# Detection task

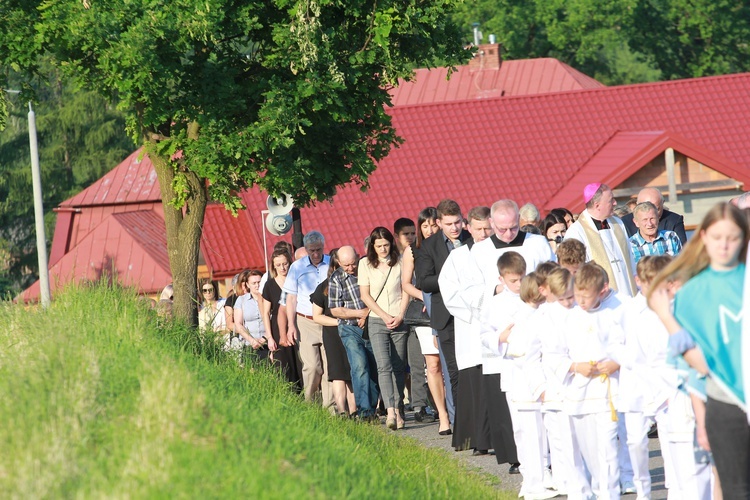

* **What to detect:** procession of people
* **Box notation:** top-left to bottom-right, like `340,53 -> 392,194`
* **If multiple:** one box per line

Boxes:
199,186 -> 750,499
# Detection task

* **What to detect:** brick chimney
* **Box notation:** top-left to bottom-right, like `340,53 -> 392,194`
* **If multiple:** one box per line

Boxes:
468,43 -> 502,70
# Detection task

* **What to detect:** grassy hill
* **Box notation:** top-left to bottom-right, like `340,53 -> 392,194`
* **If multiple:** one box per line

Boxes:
0,284 -> 510,498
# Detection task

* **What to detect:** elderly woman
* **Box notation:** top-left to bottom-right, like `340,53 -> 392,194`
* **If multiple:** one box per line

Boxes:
234,270 -> 276,361
359,226 -> 409,430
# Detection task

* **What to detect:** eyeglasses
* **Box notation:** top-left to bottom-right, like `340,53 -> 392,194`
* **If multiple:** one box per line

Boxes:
496,225 -> 519,233
202,288 -> 214,293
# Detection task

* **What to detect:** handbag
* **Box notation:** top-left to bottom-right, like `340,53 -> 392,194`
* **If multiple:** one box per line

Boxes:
403,298 -> 430,327
362,266 -> 392,340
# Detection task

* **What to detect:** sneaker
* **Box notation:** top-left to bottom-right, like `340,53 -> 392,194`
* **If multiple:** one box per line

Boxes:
621,480 -> 637,494
524,489 -> 558,500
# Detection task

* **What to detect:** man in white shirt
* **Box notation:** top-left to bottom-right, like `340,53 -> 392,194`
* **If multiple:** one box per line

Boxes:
284,231 -> 332,408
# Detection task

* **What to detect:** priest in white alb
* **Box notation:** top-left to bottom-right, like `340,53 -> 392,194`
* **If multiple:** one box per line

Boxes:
565,183 -> 637,297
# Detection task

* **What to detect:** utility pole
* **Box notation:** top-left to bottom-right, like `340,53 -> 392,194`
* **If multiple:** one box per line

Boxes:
4,90 -> 50,308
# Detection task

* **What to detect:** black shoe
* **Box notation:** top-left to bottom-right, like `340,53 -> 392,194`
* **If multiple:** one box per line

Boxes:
508,463 -> 521,474
414,407 -> 436,423
438,428 -> 452,436
647,423 -> 659,439
472,449 -> 489,456
414,407 -> 425,422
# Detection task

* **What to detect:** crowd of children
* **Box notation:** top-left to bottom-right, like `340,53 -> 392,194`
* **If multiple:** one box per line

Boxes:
479,222 -> 741,500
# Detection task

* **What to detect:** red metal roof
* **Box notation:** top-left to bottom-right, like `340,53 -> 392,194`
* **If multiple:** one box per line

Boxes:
20,210 -> 171,301
238,72 -> 750,260
545,130 -> 748,211
389,58 -> 605,106
200,202 -> 267,279
28,69 -> 750,291
61,148 -> 160,207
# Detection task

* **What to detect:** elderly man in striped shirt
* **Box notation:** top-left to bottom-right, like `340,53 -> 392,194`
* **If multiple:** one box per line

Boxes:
628,201 -> 682,263
329,245 -> 379,421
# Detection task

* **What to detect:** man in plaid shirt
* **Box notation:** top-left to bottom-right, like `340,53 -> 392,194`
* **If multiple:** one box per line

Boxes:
328,245 -> 379,420
628,201 -> 682,263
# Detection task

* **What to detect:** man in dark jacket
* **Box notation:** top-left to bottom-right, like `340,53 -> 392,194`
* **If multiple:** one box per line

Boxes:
414,199 -> 471,412
621,187 -> 687,244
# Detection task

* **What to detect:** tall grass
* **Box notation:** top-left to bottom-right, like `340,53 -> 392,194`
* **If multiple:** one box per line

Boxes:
0,284 -> 511,498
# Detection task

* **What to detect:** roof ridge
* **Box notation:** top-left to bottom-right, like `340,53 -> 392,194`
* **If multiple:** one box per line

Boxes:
389,71 -> 750,112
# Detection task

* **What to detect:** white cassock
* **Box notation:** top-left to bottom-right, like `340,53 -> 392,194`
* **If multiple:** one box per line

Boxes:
549,292 -> 626,500
438,244 -> 485,370
471,233 -> 555,307
565,210 -> 637,297
619,293 -> 680,499
479,289 -> 522,380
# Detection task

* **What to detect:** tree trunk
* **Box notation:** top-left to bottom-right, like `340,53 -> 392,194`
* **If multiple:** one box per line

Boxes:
145,138 -> 207,327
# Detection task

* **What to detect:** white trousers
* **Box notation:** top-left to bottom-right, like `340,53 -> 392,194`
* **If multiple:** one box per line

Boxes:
662,392 -> 712,500
624,411 -> 655,498
570,412 -> 620,500
508,401 -> 547,496
617,415 -> 634,485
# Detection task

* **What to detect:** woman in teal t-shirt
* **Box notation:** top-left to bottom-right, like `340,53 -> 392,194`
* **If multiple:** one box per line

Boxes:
650,202 -> 749,498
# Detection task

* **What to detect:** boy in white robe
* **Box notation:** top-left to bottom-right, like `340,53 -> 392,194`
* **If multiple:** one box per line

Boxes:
481,253 -> 555,500
505,273 -> 557,500
550,263 -> 625,500
619,255 -> 679,499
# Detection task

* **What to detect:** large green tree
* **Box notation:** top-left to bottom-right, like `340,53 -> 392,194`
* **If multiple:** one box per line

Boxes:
627,0 -> 750,79
451,0 -> 750,84
0,0 -> 467,322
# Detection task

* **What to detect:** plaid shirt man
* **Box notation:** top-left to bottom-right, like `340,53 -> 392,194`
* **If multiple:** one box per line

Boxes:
328,266 -> 366,326
629,229 -> 682,263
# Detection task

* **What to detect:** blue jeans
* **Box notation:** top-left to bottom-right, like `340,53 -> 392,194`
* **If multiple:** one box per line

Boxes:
338,323 -> 379,417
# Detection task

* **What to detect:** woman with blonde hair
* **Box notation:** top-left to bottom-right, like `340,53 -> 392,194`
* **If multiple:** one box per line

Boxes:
262,248 -> 302,391
649,202 -> 749,498
234,270 -> 277,361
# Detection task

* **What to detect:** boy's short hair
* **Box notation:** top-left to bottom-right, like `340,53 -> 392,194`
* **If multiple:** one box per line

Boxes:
436,199 -> 462,219
547,267 -> 574,297
636,254 -> 673,283
393,217 -> 415,235
574,263 -> 607,293
556,239 -> 587,266
520,273 -> 544,304
590,262 -> 609,284
534,261 -> 560,286
498,251 -> 526,276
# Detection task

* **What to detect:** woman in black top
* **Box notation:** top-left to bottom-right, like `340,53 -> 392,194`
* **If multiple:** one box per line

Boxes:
262,249 -> 302,392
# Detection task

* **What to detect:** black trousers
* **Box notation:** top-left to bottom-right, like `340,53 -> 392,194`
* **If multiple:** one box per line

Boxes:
437,321 -> 459,410
483,372 -> 518,465
705,397 -> 750,498
452,365 -> 492,451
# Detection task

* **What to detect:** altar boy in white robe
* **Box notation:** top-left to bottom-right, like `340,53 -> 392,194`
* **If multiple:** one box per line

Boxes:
550,263 -> 625,500
504,273 -> 557,500
619,255 -> 679,499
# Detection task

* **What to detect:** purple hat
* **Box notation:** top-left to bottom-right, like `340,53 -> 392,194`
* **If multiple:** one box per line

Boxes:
583,183 -> 602,204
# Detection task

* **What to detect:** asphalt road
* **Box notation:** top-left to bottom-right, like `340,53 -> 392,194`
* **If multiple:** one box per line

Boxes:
397,410 -> 668,499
